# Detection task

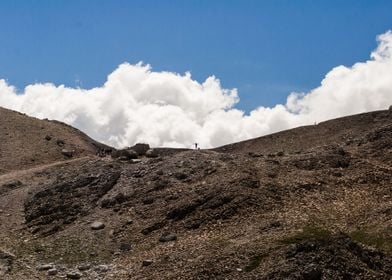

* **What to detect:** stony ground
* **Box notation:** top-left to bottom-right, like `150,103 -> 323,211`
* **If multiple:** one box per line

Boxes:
0,107 -> 391,279
0,107 -> 110,175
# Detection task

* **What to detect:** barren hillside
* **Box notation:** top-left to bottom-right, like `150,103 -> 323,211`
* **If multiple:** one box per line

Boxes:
0,107 -> 110,174
0,107 -> 391,279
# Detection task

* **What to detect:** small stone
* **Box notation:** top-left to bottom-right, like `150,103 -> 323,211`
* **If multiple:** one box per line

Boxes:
174,172 -> 188,180
44,135 -> 52,141
37,264 -> 53,271
47,268 -> 58,275
77,264 -> 91,271
159,233 -> 177,242
66,271 -> 82,279
56,139 -> 65,146
142,259 -> 153,267
131,159 -> 142,164
61,149 -> 74,158
0,250 -> 15,274
90,221 -> 105,230
146,149 -> 158,158
3,180 -> 22,189
119,243 -> 131,251
236,268 -> 243,272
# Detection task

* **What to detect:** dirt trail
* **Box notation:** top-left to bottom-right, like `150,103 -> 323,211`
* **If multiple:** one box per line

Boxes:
0,156 -> 93,184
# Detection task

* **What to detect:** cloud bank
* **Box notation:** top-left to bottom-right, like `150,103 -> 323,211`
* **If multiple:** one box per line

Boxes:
1,31 -> 392,148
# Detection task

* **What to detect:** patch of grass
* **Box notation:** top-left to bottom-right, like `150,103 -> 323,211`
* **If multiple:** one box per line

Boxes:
280,225 -> 332,244
350,230 -> 392,253
244,253 -> 268,272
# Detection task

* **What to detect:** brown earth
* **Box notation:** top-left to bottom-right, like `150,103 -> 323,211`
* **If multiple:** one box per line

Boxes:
0,106 -> 391,279
0,107 -> 111,174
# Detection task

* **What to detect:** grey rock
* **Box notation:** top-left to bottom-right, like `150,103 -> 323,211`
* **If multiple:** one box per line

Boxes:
142,259 -> 153,267
90,221 -> 105,230
0,250 -> 15,275
56,139 -> 65,146
146,149 -> 159,158
159,233 -> 177,242
1,180 -> 22,194
61,149 -> 74,158
119,243 -> 131,251
111,149 -> 138,160
174,172 -> 188,180
66,271 -> 82,279
77,264 -> 91,271
130,143 -> 150,156
47,268 -> 58,276
37,263 -> 53,271
95,264 -> 109,272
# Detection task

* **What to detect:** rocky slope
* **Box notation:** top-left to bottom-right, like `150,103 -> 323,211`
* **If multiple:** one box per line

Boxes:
0,107 -> 391,279
0,107 -> 110,174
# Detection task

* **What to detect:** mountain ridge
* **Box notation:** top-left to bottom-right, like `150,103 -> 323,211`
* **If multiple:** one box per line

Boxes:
0,106 -> 391,279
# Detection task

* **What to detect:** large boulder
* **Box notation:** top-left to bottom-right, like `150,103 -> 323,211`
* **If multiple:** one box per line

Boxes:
130,143 -> 150,156
111,149 -> 138,160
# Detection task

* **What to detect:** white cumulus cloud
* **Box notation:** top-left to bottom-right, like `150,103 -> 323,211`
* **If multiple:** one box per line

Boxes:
1,31 -> 392,148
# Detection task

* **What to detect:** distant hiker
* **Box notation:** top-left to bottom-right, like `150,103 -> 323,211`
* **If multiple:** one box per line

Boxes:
195,143 -> 198,150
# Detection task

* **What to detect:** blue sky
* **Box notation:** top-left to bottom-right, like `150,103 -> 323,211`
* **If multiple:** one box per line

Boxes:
0,0 -> 392,112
